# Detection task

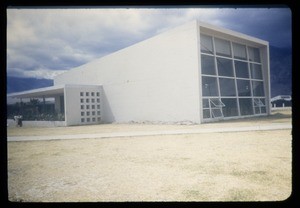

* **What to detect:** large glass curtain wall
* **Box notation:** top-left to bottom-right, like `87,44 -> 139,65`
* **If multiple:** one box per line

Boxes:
200,33 -> 266,120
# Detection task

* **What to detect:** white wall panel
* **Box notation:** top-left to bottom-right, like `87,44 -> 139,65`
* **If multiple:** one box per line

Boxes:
55,21 -> 201,123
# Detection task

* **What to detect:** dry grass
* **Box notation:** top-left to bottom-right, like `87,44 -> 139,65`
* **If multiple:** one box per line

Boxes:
7,109 -> 292,201
8,129 -> 292,202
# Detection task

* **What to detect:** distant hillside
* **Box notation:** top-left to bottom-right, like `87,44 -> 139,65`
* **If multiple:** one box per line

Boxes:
269,46 -> 292,97
7,77 -> 53,94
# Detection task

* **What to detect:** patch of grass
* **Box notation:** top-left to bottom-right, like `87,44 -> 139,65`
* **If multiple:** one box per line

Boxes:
180,157 -> 190,161
226,189 -> 256,201
231,169 -> 269,184
182,189 -> 209,201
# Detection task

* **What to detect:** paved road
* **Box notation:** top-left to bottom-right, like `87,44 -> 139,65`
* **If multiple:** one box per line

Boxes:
7,123 -> 292,142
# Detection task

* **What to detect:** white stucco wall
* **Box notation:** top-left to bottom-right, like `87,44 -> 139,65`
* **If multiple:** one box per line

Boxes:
55,21 -> 201,123
54,20 -> 270,124
260,45 -> 271,115
64,85 -> 102,126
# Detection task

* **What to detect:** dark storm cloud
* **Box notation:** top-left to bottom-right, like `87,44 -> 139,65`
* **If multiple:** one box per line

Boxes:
217,8 -> 291,48
7,8 -> 291,80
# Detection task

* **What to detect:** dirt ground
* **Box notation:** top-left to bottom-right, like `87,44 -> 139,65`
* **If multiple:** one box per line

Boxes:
7,109 -> 292,202
7,109 -> 292,137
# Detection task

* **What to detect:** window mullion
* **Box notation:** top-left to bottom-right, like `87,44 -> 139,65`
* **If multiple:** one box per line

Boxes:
212,37 -> 221,99
231,41 -> 241,117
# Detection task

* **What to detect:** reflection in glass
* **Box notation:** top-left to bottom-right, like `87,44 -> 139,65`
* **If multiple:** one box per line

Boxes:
215,38 -> 231,57
252,81 -> 264,96
200,34 -> 214,54
201,55 -> 216,75
239,98 -> 253,115
219,78 -> 236,96
202,76 -> 219,96
237,80 -> 251,96
233,43 -> 247,60
217,57 -> 234,77
235,61 -> 249,78
248,46 -> 261,62
250,63 -> 263,79
221,98 -> 238,117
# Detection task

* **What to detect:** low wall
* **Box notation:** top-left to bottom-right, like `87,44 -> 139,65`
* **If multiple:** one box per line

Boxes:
271,107 -> 292,111
7,119 -> 66,127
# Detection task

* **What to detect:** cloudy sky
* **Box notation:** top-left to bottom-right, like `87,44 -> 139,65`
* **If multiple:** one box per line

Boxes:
7,7 -> 291,80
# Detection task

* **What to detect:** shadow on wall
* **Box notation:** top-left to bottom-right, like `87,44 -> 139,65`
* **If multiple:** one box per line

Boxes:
102,89 -> 115,123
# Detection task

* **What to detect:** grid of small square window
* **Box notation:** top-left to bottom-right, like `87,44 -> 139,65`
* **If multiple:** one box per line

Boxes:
80,91 -> 101,123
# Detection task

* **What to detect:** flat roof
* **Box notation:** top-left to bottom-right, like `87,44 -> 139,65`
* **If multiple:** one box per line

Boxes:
7,85 -> 65,99
198,20 -> 269,47
7,84 -> 103,99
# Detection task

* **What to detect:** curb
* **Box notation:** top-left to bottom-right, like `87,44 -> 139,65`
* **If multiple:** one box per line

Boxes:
7,123 -> 292,142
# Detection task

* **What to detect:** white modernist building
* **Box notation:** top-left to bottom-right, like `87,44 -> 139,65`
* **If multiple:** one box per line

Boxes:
8,20 -> 271,126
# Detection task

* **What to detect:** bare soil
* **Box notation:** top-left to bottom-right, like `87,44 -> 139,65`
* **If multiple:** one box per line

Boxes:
7,109 -> 291,137
7,109 -> 292,202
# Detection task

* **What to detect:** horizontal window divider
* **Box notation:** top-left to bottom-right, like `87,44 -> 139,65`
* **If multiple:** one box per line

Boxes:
220,97 -> 238,98
201,75 -> 218,77
217,76 -> 235,79
250,78 -> 264,81
248,61 -> 262,65
236,78 -> 251,80
201,52 -> 215,56
234,58 -> 248,61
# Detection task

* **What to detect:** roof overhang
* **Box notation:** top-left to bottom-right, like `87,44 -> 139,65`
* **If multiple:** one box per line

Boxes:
198,20 -> 269,48
7,85 -> 65,99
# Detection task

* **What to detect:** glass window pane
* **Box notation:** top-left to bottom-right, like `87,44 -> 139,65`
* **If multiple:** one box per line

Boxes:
239,98 -> 253,115
250,63 -> 263,79
217,57 -> 234,77
253,98 -> 264,107
203,99 -> 209,108
210,98 -> 225,107
201,55 -> 216,75
211,108 -> 223,118
219,78 -> 236,96
235,61 -> 249,78
202,76 -> 219,96
215,38 -> 231,57
200,34 -> 214,54
221,98 -> 238,117
252,81 -> 265,96
233,43 -> 247,60
237,80 -> 251,96
203,109 -> 211,118
248,47 -> 261,62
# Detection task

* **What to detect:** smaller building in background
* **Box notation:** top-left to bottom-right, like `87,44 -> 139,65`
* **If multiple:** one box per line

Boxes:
271,95 -> 292,108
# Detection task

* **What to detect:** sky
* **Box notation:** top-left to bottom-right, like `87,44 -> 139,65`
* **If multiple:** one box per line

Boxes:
7,7 -> 291,81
